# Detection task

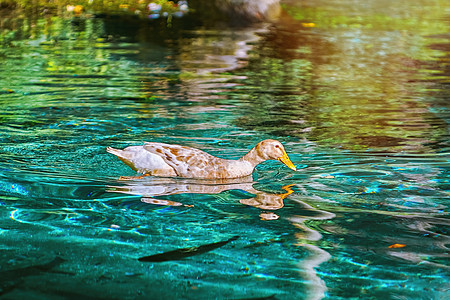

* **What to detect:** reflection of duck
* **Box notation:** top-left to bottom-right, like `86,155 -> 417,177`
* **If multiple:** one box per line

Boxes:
240,184 -> 294,210
107,177 -> 294,218
107,139 -> 296,179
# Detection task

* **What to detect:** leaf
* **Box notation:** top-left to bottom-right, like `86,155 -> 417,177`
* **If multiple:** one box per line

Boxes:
388,243 -> 406,248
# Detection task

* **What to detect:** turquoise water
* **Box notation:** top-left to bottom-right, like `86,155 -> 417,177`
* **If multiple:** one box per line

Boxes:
0,0 -> 449,299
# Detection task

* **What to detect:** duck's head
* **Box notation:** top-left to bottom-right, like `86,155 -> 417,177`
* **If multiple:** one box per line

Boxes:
255,139 -> 297,171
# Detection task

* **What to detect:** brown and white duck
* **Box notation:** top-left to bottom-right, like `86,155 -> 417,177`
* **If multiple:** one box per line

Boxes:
107,139 -> 296,179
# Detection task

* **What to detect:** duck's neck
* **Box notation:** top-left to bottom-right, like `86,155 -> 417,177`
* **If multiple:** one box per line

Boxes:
239,146 -> 266,168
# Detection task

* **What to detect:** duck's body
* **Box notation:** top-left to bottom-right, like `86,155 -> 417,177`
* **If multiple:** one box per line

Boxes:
107,139 -> 296,179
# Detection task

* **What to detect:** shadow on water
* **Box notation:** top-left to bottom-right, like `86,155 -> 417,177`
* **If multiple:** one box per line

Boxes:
0,256 -> 68,296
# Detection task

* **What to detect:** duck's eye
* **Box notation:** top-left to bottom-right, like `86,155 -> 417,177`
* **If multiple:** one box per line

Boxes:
275,145 -> 280,148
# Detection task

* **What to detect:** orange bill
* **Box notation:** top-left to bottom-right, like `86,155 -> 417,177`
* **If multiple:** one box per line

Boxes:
278,152 -> 297,171
281,184 -> 295,199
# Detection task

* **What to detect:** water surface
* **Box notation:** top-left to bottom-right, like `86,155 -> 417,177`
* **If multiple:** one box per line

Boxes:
0,0 -> 449,299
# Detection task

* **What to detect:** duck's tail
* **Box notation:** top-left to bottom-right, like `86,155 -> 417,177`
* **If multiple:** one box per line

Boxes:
107,147 -> 138,171
106,147 -> 124,158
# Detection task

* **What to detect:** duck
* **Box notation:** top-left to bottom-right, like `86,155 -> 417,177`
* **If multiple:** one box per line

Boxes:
107,139 -> 296,179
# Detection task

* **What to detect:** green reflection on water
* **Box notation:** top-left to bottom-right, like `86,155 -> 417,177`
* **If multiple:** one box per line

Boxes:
0,0 -> 448,299
226,0 -> 450,152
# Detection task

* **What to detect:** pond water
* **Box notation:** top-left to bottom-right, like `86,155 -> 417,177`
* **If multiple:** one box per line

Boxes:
0,0 -> 449,299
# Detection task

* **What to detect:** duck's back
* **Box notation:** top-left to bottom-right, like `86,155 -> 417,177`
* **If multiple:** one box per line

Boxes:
144,142 -> 252,179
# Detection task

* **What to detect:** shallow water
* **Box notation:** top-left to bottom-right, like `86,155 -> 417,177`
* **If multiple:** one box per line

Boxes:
0,0 -> 449,299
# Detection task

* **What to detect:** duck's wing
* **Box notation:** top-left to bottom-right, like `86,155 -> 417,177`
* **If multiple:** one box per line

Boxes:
143,142 -> 229,179
107,146 -> 177,176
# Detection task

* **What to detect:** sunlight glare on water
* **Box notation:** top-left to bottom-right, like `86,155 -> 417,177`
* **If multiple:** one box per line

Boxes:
0,0 -> 448,299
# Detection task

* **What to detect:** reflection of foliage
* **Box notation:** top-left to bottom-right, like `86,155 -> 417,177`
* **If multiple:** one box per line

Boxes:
2,0 -> 188,18
1,0 -> 448,153
283,1 -> 448,35
231,2 -> 449,152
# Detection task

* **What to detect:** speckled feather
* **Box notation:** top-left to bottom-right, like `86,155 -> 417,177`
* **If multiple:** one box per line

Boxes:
143,142 -> 253,178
